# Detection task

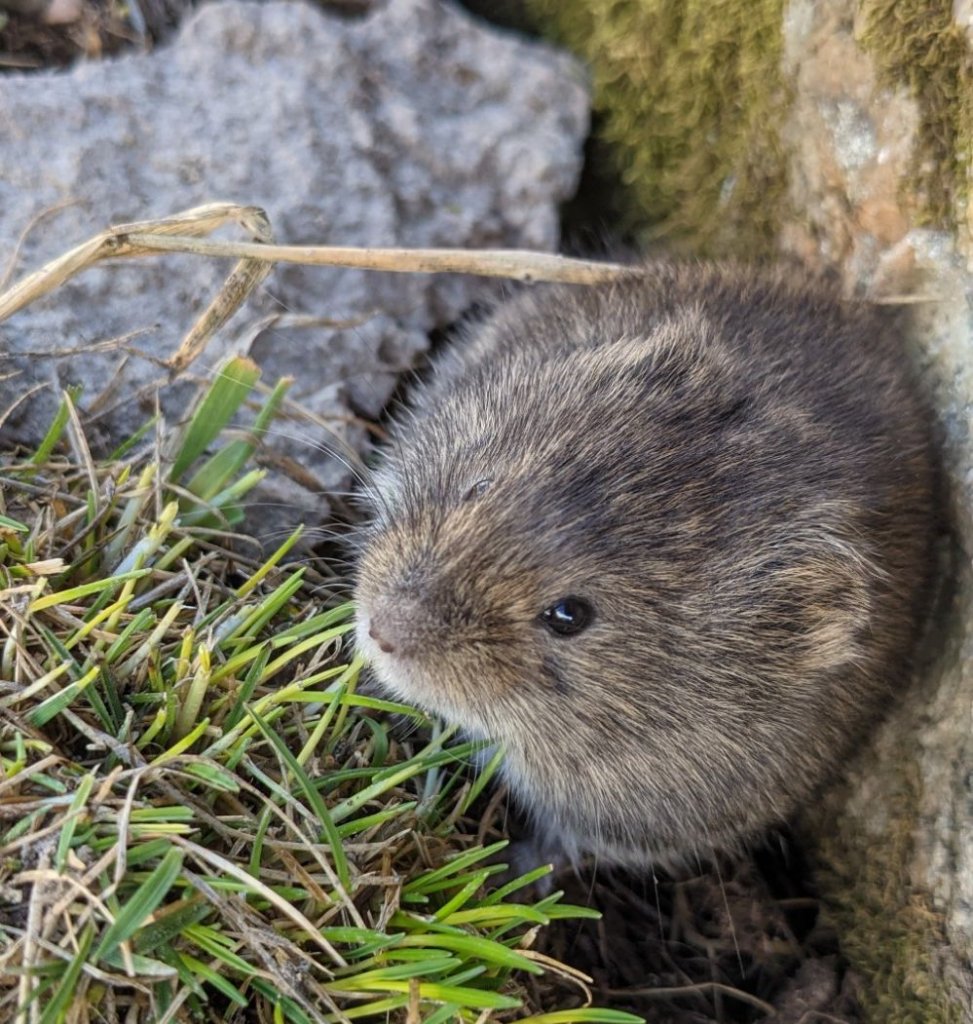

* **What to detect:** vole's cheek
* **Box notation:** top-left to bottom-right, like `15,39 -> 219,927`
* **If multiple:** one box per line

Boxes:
538,654 -> 572,695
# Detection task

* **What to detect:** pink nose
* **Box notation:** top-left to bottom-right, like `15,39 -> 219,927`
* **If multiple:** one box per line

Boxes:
368,622 -> 396,655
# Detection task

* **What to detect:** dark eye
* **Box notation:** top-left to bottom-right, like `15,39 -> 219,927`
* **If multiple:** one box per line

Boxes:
539,596 -> 594,636
463,478 -> 492,501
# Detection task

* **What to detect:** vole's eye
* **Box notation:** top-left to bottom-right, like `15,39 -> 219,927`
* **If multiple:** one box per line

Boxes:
463,478 -> 492,501
540,597 -> 594,636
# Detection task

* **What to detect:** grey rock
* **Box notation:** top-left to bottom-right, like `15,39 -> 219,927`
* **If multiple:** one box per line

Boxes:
0,0 -> 588,530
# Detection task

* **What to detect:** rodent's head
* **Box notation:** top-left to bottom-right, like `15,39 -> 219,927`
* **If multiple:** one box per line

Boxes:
354,337 -> 668,747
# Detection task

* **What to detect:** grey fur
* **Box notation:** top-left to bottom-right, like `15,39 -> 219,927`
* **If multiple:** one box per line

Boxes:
354,262 -> 938,867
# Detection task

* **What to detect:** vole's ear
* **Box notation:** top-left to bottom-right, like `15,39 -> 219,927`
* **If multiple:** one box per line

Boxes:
782,553 -> 872,675
742,531 -> 876,676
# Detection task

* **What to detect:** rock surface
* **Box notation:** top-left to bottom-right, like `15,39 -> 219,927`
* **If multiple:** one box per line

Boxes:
779,0 -> 973,1016
0,0 -> 588,529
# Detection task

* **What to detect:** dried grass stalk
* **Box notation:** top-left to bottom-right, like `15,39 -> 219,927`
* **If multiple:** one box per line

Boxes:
0,202 -> 633,373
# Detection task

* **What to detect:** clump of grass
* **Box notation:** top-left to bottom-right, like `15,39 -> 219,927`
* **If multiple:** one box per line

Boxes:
0,359 -> 637,1024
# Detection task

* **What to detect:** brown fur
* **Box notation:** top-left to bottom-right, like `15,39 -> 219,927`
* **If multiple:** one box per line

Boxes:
353,262 -> 938,867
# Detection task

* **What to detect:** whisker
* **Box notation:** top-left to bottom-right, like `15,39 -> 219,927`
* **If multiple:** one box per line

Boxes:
259,423 -> 392,519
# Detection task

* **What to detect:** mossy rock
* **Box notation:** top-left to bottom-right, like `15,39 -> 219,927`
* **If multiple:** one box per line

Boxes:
528,0 -> 791,257
465,0 -> 791,258
464,0 -> 972,257
809,759 -> 963,1024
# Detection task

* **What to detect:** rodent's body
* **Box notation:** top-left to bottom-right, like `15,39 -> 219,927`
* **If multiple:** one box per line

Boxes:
354,263 -> 938,867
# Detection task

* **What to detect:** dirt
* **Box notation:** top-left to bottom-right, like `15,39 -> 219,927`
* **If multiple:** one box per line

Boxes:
533,843 -> 862,1023
0,0 -> 185,67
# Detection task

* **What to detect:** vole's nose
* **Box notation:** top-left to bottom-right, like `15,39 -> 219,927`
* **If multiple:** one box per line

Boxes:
369,600 -> 422,656
360,584 -> 445,660
368,621 -> 396,655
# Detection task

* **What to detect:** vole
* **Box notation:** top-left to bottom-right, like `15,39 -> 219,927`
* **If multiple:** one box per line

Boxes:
353,262 -> 938,869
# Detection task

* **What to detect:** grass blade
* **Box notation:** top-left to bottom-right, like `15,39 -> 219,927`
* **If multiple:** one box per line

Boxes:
37,926 -> 94,1024
247,707 -> 352,893
94,847 -> 184,961
168,356 -> 260,481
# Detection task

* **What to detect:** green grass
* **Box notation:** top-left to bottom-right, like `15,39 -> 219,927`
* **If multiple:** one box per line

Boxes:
0,360 -> 638,1024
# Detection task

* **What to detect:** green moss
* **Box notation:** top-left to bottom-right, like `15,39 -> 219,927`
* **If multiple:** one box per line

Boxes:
810,762 -> 962,1024
858,0 -> 973,230
518,0 -> 790,258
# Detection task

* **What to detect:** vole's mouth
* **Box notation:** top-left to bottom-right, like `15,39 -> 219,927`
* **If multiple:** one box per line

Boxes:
354,609 -> 428,703
354,609 -> 496,742
354,612 -> 381,664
